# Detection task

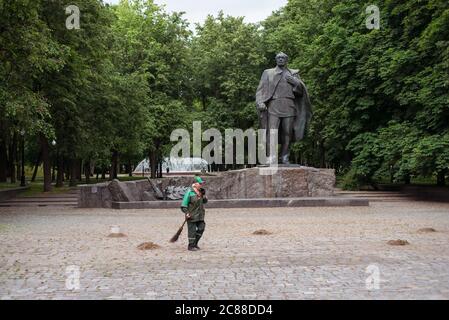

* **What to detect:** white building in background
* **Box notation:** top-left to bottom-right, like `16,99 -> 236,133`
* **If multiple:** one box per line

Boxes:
133,157 -> 208,174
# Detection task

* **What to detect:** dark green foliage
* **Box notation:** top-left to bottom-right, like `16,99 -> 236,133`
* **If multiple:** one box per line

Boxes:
1,0 -> 447,188
263,0 -> 449,187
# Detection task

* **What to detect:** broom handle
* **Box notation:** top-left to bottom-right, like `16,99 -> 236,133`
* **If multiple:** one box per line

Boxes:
176,218 -> 187,233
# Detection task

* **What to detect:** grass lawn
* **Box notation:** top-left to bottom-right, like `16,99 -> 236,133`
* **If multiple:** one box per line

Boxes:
18,183 -> 74,197
0,182 -> 22,190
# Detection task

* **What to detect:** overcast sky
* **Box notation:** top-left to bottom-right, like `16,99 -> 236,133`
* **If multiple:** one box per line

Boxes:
104,0 -> 287,26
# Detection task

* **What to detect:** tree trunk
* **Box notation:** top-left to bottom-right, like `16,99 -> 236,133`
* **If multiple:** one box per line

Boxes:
31,148 -> 42,182
56,156 -> 64,188
110,150 -> 118,180
127,160 -> 133,177
149,151 -> 157,179
319,140 -> 326,168
69,159 -> 77,187
404,174 -> 411,185
0,137 -> 7,182
437,170 -> 446,186
84,160 -> 91,184
75,159 -> 82,181
51,158 -> 56,182
101,167 -> 106,180
40,135 -> 52,192
8,133 -> 17,183
158,160 -> 162,178
65,160 -> 70,180
16,151 -> 21,181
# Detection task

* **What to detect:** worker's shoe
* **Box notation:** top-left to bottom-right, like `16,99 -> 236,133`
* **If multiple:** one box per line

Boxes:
188,245 -> 199,251
194,235 -> 202,249
193,239 -> 201,250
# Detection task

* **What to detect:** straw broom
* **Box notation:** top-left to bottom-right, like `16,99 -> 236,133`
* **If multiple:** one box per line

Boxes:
170,218 -> 187,243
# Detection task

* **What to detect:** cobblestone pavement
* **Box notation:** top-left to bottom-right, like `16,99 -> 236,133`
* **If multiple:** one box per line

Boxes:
1,201 -> 449,300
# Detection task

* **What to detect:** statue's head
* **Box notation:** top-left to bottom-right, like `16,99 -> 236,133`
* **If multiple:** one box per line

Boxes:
275,52 -> 288,67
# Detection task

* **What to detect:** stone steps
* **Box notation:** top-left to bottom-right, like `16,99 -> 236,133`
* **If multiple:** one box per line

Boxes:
18,192 -> 80,198
335,190 -> 414,202
3,198 -> 78,203
0,187 -> 421,208
0,188 -> 79,208
112,197 -> 369,209
0,202 -> 77,207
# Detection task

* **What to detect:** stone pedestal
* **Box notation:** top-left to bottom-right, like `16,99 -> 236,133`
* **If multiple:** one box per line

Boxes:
194,166 -> 335,199
78,166 -> 335,208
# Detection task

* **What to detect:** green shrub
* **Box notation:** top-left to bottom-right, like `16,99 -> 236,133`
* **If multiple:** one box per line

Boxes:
340,169 -> 363,191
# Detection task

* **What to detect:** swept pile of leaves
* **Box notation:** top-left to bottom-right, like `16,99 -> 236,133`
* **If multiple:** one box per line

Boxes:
137,242 -> 161,250
387,240 -> 410,246
252,229 -> 272,236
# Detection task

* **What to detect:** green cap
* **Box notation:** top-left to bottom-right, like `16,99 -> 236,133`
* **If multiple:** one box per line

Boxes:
194,176 -> 205,184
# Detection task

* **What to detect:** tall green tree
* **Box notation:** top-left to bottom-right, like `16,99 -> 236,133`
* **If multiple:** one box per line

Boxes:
262,0 -> 449,186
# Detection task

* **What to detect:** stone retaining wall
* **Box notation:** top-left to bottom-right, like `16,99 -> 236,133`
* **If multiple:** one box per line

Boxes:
78,166 -> 336,208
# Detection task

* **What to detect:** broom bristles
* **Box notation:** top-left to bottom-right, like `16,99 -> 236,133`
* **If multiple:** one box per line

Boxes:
170,220 -> 187,243
170,229 -> 182,243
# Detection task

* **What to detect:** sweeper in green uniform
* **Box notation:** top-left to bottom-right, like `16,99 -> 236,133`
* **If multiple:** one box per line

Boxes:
180,176 -> 208,251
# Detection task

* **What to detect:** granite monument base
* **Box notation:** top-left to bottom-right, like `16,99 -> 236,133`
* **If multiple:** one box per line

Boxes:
78,166 -> 339,209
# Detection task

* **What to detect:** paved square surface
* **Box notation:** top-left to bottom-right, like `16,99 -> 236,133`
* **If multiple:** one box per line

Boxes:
1,201 -> 449,299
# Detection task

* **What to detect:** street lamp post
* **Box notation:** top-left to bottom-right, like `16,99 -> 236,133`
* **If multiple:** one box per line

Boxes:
20,130 -> 25,187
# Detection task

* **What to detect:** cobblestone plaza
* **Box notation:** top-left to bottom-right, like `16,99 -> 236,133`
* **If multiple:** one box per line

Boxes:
1,201 -> 449,299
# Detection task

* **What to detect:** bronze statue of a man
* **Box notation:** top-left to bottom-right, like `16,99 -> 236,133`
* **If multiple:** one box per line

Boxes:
256,52 -> 312,164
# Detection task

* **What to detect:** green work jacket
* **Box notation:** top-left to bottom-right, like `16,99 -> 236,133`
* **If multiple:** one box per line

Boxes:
181,188 -> 207,222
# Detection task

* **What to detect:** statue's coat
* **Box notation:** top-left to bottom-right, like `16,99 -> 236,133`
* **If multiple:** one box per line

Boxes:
255,67 -> 312,141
